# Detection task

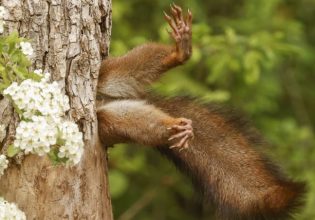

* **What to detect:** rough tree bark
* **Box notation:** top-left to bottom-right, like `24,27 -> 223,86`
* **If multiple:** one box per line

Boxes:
0,0 -> 113,219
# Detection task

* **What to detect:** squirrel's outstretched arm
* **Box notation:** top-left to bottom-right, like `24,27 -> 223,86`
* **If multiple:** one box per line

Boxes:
97,99 -> 193,149
97,5 -> 192,99
97,6 -> 194,149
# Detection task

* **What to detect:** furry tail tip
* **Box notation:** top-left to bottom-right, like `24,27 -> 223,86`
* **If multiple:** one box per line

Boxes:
262,180 -> 307,219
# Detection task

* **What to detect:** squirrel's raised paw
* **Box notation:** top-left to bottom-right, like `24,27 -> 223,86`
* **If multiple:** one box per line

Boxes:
168,118 -> 194,151
164,4 -> 192,63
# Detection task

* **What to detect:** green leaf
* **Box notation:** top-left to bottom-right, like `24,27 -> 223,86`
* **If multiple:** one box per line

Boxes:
207,54 -> 230,83
12,103 -> 23,116
12,66 -> 26,81
245,65 -> 260,84
243,50 -> 262,84
28,71 -> 42,81
0,66 -> 9,85
56,136 -> 66,146
48,147 -> 68,165
7,145 -> 21,157
225,27 -> 237,44
48,148 -> 58,162
5,32 -> 20,54
0,83 -> 7,92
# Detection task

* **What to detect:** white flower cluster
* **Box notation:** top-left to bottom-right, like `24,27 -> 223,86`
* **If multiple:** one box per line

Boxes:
3,76 -> 70,120
20,42 -> 33,57
3,72 -> 84,166
0,154 -> 8,176
58,121 -> 84,165
14,116 -> 58,156
34,69 -> 51,82
0,6 -> 7,34
0,197 -> 26,220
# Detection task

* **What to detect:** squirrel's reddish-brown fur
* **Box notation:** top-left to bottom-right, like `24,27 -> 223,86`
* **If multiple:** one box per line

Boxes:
153,97 -> 306,220
96,4 -> 305,219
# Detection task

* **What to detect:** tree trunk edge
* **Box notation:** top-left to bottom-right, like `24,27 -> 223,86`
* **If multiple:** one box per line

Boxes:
0,0 -> 113,219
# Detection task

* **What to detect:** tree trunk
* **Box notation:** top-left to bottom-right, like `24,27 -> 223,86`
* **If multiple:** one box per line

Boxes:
0,0 -> 113,219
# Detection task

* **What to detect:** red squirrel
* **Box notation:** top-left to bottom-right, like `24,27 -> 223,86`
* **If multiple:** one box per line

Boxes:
96,4 -> 305,220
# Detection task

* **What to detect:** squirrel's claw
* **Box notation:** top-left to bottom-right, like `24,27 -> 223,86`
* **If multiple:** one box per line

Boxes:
163,4 -> 192,63
164,4 -> 192,42
170,135 -> 190,150
168,117 -> 194,151
168,129 -> 193,141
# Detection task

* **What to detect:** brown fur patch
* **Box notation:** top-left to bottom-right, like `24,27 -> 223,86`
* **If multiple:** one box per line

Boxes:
151,96 -> 306,220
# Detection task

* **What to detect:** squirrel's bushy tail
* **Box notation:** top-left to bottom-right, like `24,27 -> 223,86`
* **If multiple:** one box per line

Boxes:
152,97 -> 306,220
259,180 -> 305,219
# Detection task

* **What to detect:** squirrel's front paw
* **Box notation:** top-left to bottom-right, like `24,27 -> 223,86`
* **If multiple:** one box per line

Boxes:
168,117 -> 194,151
164,3 -> 192,63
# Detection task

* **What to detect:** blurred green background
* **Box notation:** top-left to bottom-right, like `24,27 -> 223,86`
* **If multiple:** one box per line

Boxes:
107,0 -> 315,219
